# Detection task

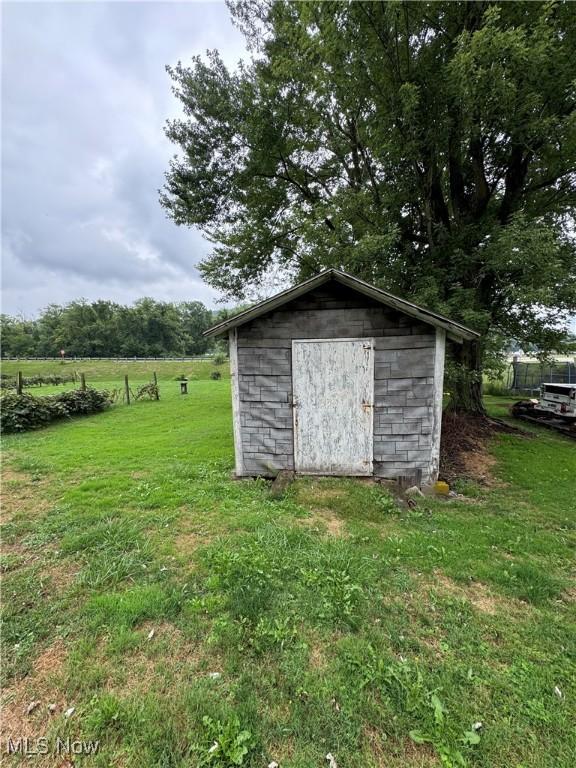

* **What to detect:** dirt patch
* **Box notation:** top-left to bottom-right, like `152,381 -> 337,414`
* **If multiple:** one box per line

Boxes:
0,639 -> 69,743
100,622 -> 220,697
309,484 -> 342,498
1,467 -> 52,523
307,638 -> 329,671
440,411 -> 522,485
136,620 -> 185,647
42,560 -> 78,592
426,570 -> 528,616
395,738 -> 439,767
430,571 -> 500,614
561,584 -> 576,604
0,538 -> 40,564
298,508 -> 346,537
300,482 -> 343,503
365,731 -> 438,767
264,737 -> 295,766
418,632 -> 445,658
0,545 -> 77,592
362,724 -> 388,765
173,531 -> 202,556
308,645 -> 327,670
461,449 -> 497,485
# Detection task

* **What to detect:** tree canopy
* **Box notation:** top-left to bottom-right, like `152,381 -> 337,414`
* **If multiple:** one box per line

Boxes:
0,299 -> 221,358
161,0 -> 576,410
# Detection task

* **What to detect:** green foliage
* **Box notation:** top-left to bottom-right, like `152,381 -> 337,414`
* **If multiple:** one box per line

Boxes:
196,715 -> 255,767
243,615 -> 297,655
0,314 -> 38,356
213,353 -> 227,366
85,584 -> 183,630
482,379 -> 509,397
162,1 -> 576,398
342,650 -> 480,767
202,525 -> 374,644
56,388 -> 112,415
134,383 -> 160,401
0,373 -> 75,389
0,392 -> 54,432
85,693 -> 130,736
210,370 -> 222,380
0,298 -> 226,358
0,388 -> 112,433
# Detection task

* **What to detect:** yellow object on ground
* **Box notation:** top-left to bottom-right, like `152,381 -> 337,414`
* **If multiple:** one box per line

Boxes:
434,480 -> 450,495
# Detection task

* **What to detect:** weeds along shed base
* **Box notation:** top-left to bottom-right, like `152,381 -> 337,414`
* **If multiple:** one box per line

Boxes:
204,270 -> 479,485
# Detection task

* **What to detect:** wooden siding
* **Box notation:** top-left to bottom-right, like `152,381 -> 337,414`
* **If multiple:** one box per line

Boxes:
236,282 -> 437,482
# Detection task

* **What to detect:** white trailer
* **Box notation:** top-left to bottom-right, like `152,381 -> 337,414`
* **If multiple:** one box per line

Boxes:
534,383 -> 576,419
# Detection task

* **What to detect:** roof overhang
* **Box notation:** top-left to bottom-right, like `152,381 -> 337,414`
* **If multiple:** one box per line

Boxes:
204,269 -> 480,343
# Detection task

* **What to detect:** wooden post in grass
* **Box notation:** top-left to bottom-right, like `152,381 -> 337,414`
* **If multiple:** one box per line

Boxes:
124,374 -> 130,405
153,371 -> 159,400
80,373 -> 86,392
16,371 -> 23,395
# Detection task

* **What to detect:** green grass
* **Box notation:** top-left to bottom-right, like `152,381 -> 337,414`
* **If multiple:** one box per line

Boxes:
1,365 -> 575,767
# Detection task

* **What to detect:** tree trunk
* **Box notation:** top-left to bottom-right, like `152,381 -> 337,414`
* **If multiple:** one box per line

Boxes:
447,338 -> 487,415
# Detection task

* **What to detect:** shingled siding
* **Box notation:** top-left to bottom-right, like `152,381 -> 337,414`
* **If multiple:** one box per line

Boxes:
236,283 -> 436,480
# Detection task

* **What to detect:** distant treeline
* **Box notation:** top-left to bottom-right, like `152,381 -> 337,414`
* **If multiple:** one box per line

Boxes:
0,299 -> 241,358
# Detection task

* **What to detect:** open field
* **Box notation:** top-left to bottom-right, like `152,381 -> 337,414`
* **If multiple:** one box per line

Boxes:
1,358 -> 229,386
1,369 -> 575,767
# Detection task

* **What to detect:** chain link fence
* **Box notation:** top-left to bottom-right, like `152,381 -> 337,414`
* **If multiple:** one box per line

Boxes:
506,360 -> 576,393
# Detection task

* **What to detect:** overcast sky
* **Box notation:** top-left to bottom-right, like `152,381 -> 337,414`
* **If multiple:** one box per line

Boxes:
1,0 -> 247,317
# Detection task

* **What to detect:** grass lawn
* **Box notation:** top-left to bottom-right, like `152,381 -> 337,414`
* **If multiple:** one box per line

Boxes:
1,358 -> 229,386
1,365 -> 575,767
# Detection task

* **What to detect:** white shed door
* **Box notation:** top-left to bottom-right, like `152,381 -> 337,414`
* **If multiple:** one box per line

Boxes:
292,339 -> 374,475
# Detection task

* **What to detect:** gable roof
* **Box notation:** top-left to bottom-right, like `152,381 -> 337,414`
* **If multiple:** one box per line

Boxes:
203,269 -> 480,342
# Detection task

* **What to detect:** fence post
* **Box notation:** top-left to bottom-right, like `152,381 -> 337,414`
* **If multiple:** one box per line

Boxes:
511,353 -> 520,391
80,373 -> 86,391
153,371 -> 159,400
17,371 -> 23,395
124,374 -> 131,405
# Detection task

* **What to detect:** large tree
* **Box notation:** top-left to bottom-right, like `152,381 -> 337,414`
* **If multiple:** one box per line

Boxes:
161,0 -> 576,412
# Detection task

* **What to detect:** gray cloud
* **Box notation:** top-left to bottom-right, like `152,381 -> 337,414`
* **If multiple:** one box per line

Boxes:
1,0 -> 246,316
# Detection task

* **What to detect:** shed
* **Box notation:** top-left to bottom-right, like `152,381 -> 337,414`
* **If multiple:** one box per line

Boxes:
204,269 -> 479,485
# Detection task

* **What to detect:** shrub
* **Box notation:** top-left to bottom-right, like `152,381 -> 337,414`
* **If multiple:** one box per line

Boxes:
195,715 -> 254,767
210,370 -> 222,380
0,388 -> 112,433
56,389 -> 111,414
134,383 -> 159,401
0,373 -> 76,389
483,380 -> 510,396
212,353 -> 227,366
0,393 -> 55,432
